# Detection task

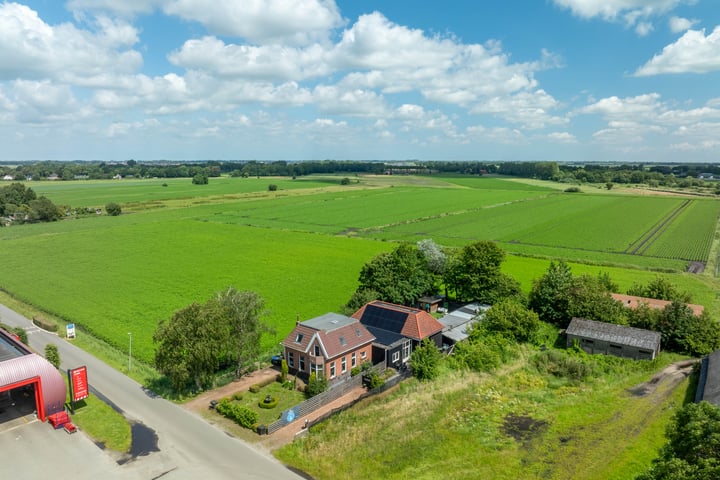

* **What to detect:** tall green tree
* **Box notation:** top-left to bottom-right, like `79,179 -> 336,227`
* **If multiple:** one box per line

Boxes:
445,240 -> 512,303
528,260 -> 574,326
628,276 -> 692,303
357,243 -> 436,306
637,402 -> 720,480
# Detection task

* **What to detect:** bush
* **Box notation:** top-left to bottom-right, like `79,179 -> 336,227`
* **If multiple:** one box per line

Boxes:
410,339 -> 442,381
249,384 -> 260,393
281,359 -> 288,383
350,366 -> 361,377
564,186 -> 581,193
268,184 -> 278,191
45,344 -> 60,369
12,327 -> 28,345
232,392 -> 243,401
306,372 -> 328,397
216,399 -> 258,428
366,371 -> 384,389
258,396 -> 279,409
340,177 -> 351,185
531,349 -> 595,381
105,202 -> 122,216
32,315 -> 57,332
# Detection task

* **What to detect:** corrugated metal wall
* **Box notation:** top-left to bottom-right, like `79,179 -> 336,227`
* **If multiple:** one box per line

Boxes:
0,354 -> 67,420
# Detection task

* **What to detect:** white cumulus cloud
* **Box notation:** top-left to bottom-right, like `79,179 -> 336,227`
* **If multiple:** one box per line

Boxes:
635,26 -> 720,75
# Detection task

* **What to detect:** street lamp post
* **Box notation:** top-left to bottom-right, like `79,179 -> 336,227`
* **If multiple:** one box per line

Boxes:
128,332 -> 132,372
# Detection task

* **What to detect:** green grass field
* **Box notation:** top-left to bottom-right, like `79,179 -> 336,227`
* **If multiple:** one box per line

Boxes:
1,174 -> 719,365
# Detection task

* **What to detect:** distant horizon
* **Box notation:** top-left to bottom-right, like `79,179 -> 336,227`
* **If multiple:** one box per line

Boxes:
2,1 -> 720,163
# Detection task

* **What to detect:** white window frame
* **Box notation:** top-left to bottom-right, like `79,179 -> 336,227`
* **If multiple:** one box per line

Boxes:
402,340 -> 412,361
330,361 -> 336,378
392,351 -> 400,363
351,352 -> 356,368
287,351 -> 294,368
361,350 -> 367,359
299,355 -> 305,372
341,357 -> 347,373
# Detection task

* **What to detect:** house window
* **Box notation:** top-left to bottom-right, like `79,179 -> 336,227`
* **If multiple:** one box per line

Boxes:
581,338 -> 594,345
351,352 -> 356,367
314,345 -> 320,356
341,357 -> 347,373
287,351 -> 294,368
295,333 -> 303,343
330,362 -> 336,378
299,356 -> 305,372
361,350 -> 367,360
402,340 -> 411,361
392,351 -> 400,363
340,336 -> 346,346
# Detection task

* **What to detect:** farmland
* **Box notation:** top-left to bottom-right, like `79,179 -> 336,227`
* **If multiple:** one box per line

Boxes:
0,174 -> 719,367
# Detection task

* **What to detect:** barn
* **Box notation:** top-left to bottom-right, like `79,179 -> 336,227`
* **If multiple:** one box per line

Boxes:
565,318 -> 661,360
0,329 -> 66,423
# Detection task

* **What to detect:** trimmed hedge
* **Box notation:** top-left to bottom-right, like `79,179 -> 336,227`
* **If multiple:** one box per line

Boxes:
258,396 -> 279,409
249,374 -> 280,393
32,316 -> 57,332
216,399 -> 258,429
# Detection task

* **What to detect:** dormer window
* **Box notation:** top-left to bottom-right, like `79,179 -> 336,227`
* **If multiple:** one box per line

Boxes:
295,333 -> 304,343
340,336 -> 346,346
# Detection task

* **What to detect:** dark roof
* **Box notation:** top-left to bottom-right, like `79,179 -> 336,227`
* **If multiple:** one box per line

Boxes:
351,301 -> 443,341
282,313 -> 375,359
0,328 -> 31,362
364,325 -> 406,349
698,350 -> 720,405
566,318 -> 661,351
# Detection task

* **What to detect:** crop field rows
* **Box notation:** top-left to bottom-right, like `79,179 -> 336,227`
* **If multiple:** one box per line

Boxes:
3,175 -> 720,364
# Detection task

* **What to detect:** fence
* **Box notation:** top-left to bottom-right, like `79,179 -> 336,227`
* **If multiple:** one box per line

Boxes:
266,362 -> 388,434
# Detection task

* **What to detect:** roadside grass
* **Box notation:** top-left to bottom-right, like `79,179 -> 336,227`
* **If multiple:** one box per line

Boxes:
275,351 -> 691,480
68,393 -> 131,453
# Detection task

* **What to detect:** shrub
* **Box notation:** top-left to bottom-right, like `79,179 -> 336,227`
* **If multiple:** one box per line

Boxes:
32,315 -> 57,332
564,186 -> 581,193
12,327 -> 28,345
45,344 -> 60,369
350,366 -> 361,377
216,399 -> 258,428
268,184 -> 278,191
531,349 -> 595,381
281,359 -> 288,383
232,392 -> 243,401
105,202 -> 122,216
258,396 -> 279,409
410,338 -> 442,381
340,177 -> 351,185
366,371 -> 385,389
249,384 -> 260,393
306,373 -> 328,397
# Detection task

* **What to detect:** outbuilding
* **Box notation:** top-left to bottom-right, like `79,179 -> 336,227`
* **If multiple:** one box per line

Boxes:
565,318 -> 661,360
696,350 -> 720,405
0,329 -> 66,423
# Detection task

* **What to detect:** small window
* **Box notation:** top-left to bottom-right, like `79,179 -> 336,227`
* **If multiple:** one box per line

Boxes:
361,351 -> 367,359
355,328 -> 362,337
314,345 -> 320,356
582,338 -> 594,345
351,352 -> 356,367
295,333 -> 303,343
299,356 -> 305,372
340,336 -> 346,346
330,362 -> 336,378
287,351 -> 294,368
341,357 -> 347,373
392,351 -> 400,363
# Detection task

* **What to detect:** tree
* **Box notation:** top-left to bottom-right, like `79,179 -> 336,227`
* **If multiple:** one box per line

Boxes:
192,173 -> 208,185
342,288 -> 379,315
340,177 -> 351,185
105,202 -> 122,216
483,298 -> 540,343
45,344 -> 60,369
528,260 -> 574,327
628,276 -> 692,303
268,184 -> 278,191
205,288 -> 272,377
637,402 -> 720,480
567,274 -> 626,325
27,196 -> 62,223
417,239 -> 447,276
445,241 -> 507,303
357,243 -> 436,306
306,372 -> 328,397
410,338 -> 441,381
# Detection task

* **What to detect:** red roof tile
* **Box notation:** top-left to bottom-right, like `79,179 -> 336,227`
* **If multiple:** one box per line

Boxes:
611,293 -> 704,317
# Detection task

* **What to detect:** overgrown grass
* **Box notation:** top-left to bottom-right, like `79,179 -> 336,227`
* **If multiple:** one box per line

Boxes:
275,351 -> 691,480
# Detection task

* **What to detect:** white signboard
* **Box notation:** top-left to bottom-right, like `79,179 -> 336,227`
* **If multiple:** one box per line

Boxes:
66,323 -> 76,339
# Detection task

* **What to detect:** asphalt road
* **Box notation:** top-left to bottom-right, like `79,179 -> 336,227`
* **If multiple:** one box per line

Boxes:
0,304 -> 304,480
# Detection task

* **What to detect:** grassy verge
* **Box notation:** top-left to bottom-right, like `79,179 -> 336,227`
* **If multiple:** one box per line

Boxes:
69,393 -> 131,453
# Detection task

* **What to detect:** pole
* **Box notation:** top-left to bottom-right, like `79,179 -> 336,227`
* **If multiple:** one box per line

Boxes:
128,332 -> 132,372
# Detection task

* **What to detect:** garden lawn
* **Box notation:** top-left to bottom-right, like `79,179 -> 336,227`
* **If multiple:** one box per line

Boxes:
220,381 -> 306,427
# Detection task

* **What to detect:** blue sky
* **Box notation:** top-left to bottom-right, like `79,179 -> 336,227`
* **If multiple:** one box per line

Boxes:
1,0 -> 720,163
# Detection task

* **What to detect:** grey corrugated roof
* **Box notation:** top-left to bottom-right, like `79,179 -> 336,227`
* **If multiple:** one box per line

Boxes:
438,303 -> 489,343
566,318 -> 661,350
699,350 -> 720,406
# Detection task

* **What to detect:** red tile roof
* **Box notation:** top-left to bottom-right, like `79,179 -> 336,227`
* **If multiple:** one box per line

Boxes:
351,300 -> 444,341
611,293 -> 704,317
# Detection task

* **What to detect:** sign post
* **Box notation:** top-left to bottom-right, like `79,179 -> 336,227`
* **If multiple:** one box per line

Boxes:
67,366 -> 89,410
66,323 -> 76,339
